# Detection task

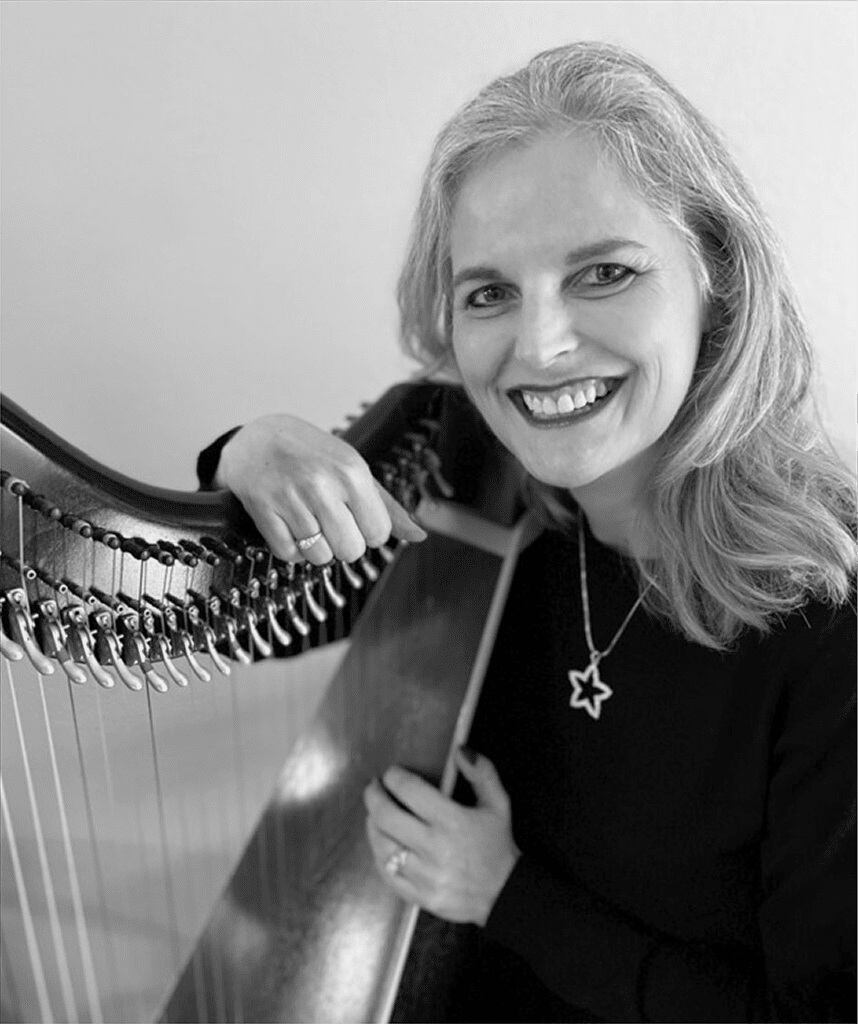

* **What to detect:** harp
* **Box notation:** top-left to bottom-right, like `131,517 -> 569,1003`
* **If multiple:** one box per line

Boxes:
0,382 -> 531,1024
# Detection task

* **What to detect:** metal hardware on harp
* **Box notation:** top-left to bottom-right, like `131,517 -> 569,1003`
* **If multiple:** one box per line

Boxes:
0,383 -> 526,1024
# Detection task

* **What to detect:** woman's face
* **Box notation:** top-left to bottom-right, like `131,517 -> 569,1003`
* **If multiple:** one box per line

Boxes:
448,131 -> 705,496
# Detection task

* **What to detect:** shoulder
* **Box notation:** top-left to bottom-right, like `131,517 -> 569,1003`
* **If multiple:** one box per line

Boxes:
756,582 -> 856,739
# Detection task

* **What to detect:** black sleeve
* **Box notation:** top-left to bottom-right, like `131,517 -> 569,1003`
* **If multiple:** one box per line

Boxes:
484,604 -> 856,1023
196,426 -> 242,491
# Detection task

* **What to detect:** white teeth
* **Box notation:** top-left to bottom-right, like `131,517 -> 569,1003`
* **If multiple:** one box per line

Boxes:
519,378 -> 618,418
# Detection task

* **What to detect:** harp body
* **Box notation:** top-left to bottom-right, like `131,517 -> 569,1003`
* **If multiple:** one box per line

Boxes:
0,386 -> 527,1023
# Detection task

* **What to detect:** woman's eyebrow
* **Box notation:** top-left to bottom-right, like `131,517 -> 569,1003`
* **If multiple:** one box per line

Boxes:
451,238 -> 648,289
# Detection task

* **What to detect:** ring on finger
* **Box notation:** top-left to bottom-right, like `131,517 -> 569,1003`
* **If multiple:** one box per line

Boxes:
384,846 -> 410,877
295,530 -> 324,551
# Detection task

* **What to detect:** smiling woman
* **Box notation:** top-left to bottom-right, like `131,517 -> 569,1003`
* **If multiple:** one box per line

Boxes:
197,41 -> 855,1023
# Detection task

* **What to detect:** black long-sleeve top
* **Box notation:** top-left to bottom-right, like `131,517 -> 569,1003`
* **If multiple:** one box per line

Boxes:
456,518 -> 856,1023
197,429 -> 856,1023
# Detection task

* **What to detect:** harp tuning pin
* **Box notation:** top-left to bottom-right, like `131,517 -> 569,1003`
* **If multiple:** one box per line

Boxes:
200,536 -> 244,566
118,536 -> 151,561
91,526 -> 122,549
154,540 -> 192,566
179,538 -> 220,566
1,471 -> 28,496
26,493 -> 63,520
60,514 -> 93,539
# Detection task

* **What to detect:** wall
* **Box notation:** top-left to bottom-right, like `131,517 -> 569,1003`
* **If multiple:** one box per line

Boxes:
2,0 -> 855,487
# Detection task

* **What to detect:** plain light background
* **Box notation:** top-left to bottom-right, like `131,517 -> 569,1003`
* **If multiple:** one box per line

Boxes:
1,0 -> 855,488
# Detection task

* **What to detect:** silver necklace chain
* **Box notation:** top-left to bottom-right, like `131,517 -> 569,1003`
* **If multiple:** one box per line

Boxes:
568,510 -> 652,720
578,510 -> 650,666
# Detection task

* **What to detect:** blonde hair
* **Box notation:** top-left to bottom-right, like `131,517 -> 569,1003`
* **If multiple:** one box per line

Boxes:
397,41 -> 857,650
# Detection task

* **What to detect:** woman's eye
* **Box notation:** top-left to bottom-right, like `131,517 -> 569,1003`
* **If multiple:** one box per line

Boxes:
580,263 -> 636,288
466,284 -> 510,309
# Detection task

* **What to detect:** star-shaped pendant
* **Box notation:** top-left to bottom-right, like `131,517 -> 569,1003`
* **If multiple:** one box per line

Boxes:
567,660 -> 613,720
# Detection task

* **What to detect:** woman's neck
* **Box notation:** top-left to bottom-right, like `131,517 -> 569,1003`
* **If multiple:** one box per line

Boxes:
569,454 -> 657,560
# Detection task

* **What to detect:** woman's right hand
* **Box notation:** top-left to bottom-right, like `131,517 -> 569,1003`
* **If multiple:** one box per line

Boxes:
214,414 -> 428,565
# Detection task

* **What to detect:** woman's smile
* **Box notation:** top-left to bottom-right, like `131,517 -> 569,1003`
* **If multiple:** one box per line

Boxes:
508,376 -> 627,428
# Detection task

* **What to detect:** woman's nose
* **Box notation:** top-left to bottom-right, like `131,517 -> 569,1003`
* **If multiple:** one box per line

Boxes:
513,291 -> 580,368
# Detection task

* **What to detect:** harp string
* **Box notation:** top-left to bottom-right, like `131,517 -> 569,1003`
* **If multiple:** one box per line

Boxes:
187,672 -> 221,1024
92,681 -> 139,1023
1,922 -> 25,1023
65,676 -> 116,1021
1,763 -> 54,1023
4,658 -> 76,1021
36,672 -> 104,1023
143,666 -> 182,967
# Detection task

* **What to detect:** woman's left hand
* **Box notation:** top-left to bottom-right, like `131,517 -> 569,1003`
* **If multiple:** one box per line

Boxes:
363,747 -> 521,926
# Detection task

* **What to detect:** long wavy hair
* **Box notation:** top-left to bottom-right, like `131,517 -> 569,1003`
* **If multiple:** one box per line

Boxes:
396,41 -> 857,650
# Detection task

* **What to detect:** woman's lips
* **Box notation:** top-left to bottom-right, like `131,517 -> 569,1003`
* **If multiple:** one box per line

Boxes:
508,377 -> 626,427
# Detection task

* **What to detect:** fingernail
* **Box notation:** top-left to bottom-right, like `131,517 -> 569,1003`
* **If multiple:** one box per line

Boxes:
459,745 -> 478,764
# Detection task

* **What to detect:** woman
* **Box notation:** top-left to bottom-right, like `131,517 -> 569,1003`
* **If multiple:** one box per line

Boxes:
198,43 -> 856,1022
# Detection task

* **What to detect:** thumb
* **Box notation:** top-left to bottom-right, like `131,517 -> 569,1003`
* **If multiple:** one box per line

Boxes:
375,482 -> 428,543
455,747 -> 510,815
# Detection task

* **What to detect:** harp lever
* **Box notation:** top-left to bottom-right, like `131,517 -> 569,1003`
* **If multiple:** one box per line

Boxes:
263,598 -> 292,647
223,617 -> 252,665
321,567 -> 347,609
238,607 -> 272,658
0,628 -> 24,662
0,597 -> 24,661
35,599 -> 87,684
283,590 -> 310,636
120,619 -> 169,693
4,589 -> 55,675
93,611 -> 143,691
175,630 -> 212,682
302,579 -> 328,623
339,560 -> 363,590
201,623 -> 231,675
148,634 -> 189,688
359,555 -> 379,583
63,605 -> 115,688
